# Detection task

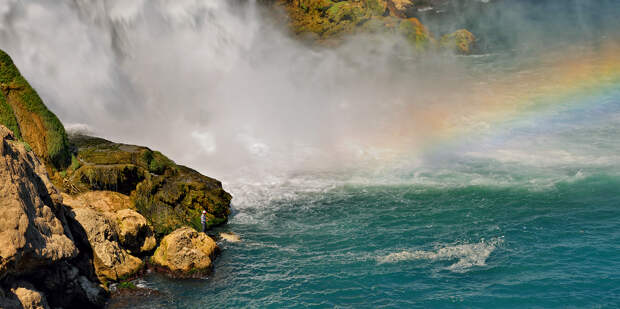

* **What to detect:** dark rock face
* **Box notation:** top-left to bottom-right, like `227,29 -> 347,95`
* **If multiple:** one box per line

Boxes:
65,134 -> 232,238
0,125 -> 107,308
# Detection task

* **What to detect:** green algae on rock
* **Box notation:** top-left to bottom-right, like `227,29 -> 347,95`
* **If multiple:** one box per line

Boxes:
279,0 -> 448,52
440,29 -> 476,54
0,49 -> 71,169
397,17 -> 433,49
66,134 -> 232,238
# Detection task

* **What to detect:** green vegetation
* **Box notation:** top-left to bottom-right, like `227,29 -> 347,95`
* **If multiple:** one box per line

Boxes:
284,0 -> 382,39
0,49 -> 71,169
0,92 -> 20,139
132,165 -> 231,238
67,134 -> 232,238
398,17 -> 432,49
299,0 -> 333,11
326,2 -> 363,23
365,0 -> 387,16
280,0 -> 473,54
70,154 -> 81,171
117,281 -> 137,290
440,29 -> 476,54
21,141 -> 32,152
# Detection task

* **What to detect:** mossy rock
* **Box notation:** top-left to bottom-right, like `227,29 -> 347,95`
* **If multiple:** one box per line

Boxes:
67,134 -> 231,238
398,17 -> 432,50
299,0 -> 333,12
132,165 -> 231,238
326,2 -> 364,23
0,88 -> 20,139
279,0 -> 435,48
361,16 -> 400,33
70,134 -> 172,173
440,29 -> 476,54
71,164 -> 147,195
0,49 -> 71,169
365,0 -> 387,16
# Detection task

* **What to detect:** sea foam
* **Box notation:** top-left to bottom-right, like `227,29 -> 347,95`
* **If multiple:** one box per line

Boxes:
377,237 -> 504,272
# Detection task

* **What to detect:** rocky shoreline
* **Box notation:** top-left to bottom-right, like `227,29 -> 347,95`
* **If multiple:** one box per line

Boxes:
0,49 -> 232,308
0,2 -> 481,306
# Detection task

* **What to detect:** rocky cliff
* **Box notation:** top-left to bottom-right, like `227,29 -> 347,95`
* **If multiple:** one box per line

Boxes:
0,49 -> 231,236
0,125 -> 107,308
0,49 -> 233,307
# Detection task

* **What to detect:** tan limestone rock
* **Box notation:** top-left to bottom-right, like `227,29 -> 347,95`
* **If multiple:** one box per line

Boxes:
151,227 -> 218,278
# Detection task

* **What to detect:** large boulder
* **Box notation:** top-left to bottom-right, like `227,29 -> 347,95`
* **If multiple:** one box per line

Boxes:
7,282 -> 49,309
115,209 -> 156,255
63,191 -> 156,255
150,227 -> 219,278
0,125 -> 77,278
67,207 -> 143,283
0,50 -> 71,169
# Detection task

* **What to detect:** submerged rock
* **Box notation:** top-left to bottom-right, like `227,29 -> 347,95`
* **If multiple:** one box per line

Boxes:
150,227 -> 219,278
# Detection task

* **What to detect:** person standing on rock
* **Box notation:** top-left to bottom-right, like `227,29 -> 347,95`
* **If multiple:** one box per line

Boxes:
201,210 -> 208,233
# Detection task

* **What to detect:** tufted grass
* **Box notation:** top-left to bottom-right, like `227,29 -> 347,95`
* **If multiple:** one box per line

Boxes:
0,49 -> 71,169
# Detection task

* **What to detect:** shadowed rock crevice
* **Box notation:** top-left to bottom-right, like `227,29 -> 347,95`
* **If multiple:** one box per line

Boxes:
0,125 -> 107,309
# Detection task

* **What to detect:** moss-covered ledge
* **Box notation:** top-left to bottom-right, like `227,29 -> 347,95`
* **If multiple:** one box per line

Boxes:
63,134 -> 232,238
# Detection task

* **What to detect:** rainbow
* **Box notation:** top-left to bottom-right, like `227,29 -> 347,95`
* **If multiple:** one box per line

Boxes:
369,43 -> 620,158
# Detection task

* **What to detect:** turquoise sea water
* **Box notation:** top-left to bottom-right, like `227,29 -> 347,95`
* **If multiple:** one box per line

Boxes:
115,174 -> 620,308
109,71 -> 620,307
5,0 -> 615,307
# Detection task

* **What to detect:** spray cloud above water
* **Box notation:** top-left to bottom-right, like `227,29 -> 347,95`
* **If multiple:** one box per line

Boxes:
1,0 -> 620,191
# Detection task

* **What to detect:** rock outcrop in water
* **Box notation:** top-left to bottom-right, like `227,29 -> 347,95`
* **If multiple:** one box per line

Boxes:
0,48 -> 233,306
0,125 -> 107,308
64,134 -> 232,238
440,29 -> 475,54
277,0 -> 475,53
150,227 -> 219,278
